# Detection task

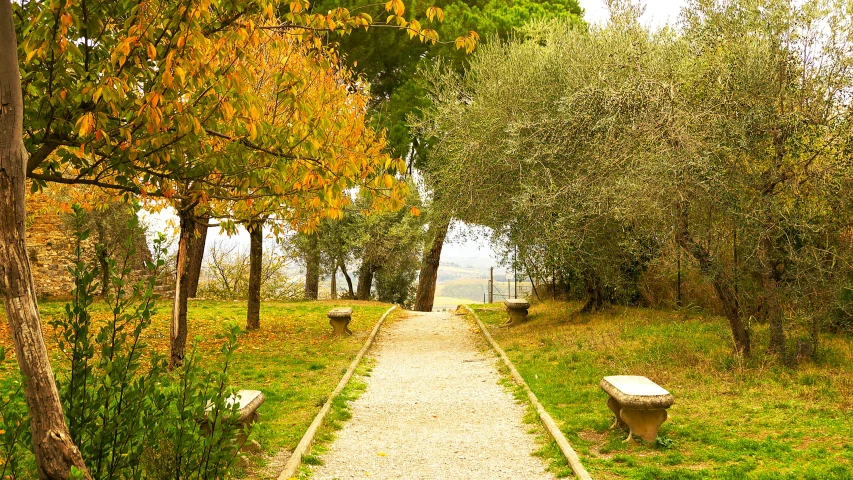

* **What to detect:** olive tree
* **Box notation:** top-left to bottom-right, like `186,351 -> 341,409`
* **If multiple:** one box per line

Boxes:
417,0 -> 853,359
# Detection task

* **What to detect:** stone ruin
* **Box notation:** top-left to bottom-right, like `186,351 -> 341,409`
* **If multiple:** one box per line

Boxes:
25,187 -> 153,300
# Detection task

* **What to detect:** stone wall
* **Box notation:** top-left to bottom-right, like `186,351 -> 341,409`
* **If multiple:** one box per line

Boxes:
25,187 -> 153,300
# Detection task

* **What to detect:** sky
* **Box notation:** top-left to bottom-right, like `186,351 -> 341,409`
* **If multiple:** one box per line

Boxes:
581,0 -> 687,28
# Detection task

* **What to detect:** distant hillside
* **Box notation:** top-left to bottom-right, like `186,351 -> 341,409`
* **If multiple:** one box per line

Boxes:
436,263 -> 489,283
436,278 -> 489,302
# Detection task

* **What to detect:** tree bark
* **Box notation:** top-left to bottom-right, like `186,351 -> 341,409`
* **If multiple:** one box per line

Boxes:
580,272 -> 604,313
355,262 -> 376,300
676,203 -> 751,356
0,2 -> 91,477
330,262 -> 337,300
413,218 -> 450,312
246,221 -> 263,330
170,202 -> 197,368
340,261 -> 355,299
304,234 -> 319,300
760,235 -> 786,360
97,248 -> 110,298
186,216 -> 208,298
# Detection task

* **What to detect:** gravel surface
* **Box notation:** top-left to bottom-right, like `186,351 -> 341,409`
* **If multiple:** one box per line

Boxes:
310,311 -> 555,480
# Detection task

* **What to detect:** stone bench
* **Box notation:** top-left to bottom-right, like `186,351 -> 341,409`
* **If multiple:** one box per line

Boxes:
328,307 -> 353,336
601,375 -> 673,442
205,389 -> 265,451
503,299 -> 530,326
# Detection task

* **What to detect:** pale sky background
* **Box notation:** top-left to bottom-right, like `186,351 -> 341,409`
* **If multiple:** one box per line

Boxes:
141,0 -> 690,274
582,0 -> 687,28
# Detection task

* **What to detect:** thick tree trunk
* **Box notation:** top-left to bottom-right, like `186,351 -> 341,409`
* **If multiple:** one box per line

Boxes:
413,219 -> 450,312
356,262 -> 376,300
676,203 -> 751,356
186,217 -> 208,298
304,234 -> 319,300
246,222 -> 263,330
330,262 -> 337,300
580,272 -> 604,313
0,2 -> 90,477
170,203 -> 196,368
340,261 -> 355,299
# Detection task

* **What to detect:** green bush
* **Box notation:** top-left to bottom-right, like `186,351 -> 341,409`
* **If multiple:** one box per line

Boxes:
0,205 -> 246,479
830,280 -> 853,335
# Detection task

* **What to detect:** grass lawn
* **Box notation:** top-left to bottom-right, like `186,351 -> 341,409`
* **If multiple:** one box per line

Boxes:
469,301 -> 853,479
0,298 -> 398,479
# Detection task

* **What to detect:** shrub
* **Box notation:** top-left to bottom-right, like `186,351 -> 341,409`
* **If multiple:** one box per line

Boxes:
0,204 -> 245,479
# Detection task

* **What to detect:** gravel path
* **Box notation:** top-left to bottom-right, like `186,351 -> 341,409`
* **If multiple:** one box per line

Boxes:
310,311 -> 555,480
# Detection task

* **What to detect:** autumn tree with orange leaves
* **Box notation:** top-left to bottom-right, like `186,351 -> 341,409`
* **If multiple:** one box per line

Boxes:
0,0 -> 476,476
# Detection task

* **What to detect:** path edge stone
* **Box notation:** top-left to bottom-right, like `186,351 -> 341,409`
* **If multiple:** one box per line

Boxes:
277,305 -> 398,480
463,304 -> 594,480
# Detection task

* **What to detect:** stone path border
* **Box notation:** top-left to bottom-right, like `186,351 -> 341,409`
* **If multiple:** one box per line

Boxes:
277,305 -> 398,480
463,305 -> 594,480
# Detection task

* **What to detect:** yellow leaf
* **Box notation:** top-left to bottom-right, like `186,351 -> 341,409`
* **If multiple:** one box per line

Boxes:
77,113 -> 95,136
426,6 -> 444,22
411,206 -> 420,216
175,66 -> 186,84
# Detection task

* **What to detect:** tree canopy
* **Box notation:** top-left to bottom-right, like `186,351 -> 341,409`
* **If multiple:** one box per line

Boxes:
417,0 -> 853,357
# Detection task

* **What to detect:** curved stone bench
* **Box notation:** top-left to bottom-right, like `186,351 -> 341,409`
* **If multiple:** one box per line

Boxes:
328,307 -> 354,336
601,375 -> 674,442
205,389 -> 265,451
503,299 -> 530,326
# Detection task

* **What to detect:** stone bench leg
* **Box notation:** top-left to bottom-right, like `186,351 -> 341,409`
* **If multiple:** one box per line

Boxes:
606,396 -> 668,442
329,317 -> 352,336
504,308 -> 528,326
606,396 -> 627,429
236,412 -> 261,452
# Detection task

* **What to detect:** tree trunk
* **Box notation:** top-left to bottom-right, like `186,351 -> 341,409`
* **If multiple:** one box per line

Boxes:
340,261 -> 355,299
186,216 -> 208,298
0,2 -> 91,477
413,219 -> 450,312
330,262 -> 337,300
246,222 -> 263,330
356,262 -> 375,300
760,235 -> 786,360
170,203 -> 196,368
676,203 -> 751,356
580,272 -> 604,313
303,234 -> 319,300
97,248 -> 110,298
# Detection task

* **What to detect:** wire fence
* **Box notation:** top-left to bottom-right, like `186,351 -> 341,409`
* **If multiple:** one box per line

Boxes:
485,278 -> 532,303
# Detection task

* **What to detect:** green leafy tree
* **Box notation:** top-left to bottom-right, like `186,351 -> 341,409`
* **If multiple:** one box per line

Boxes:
315,0 -> 583,312
417,0 -> 853,359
